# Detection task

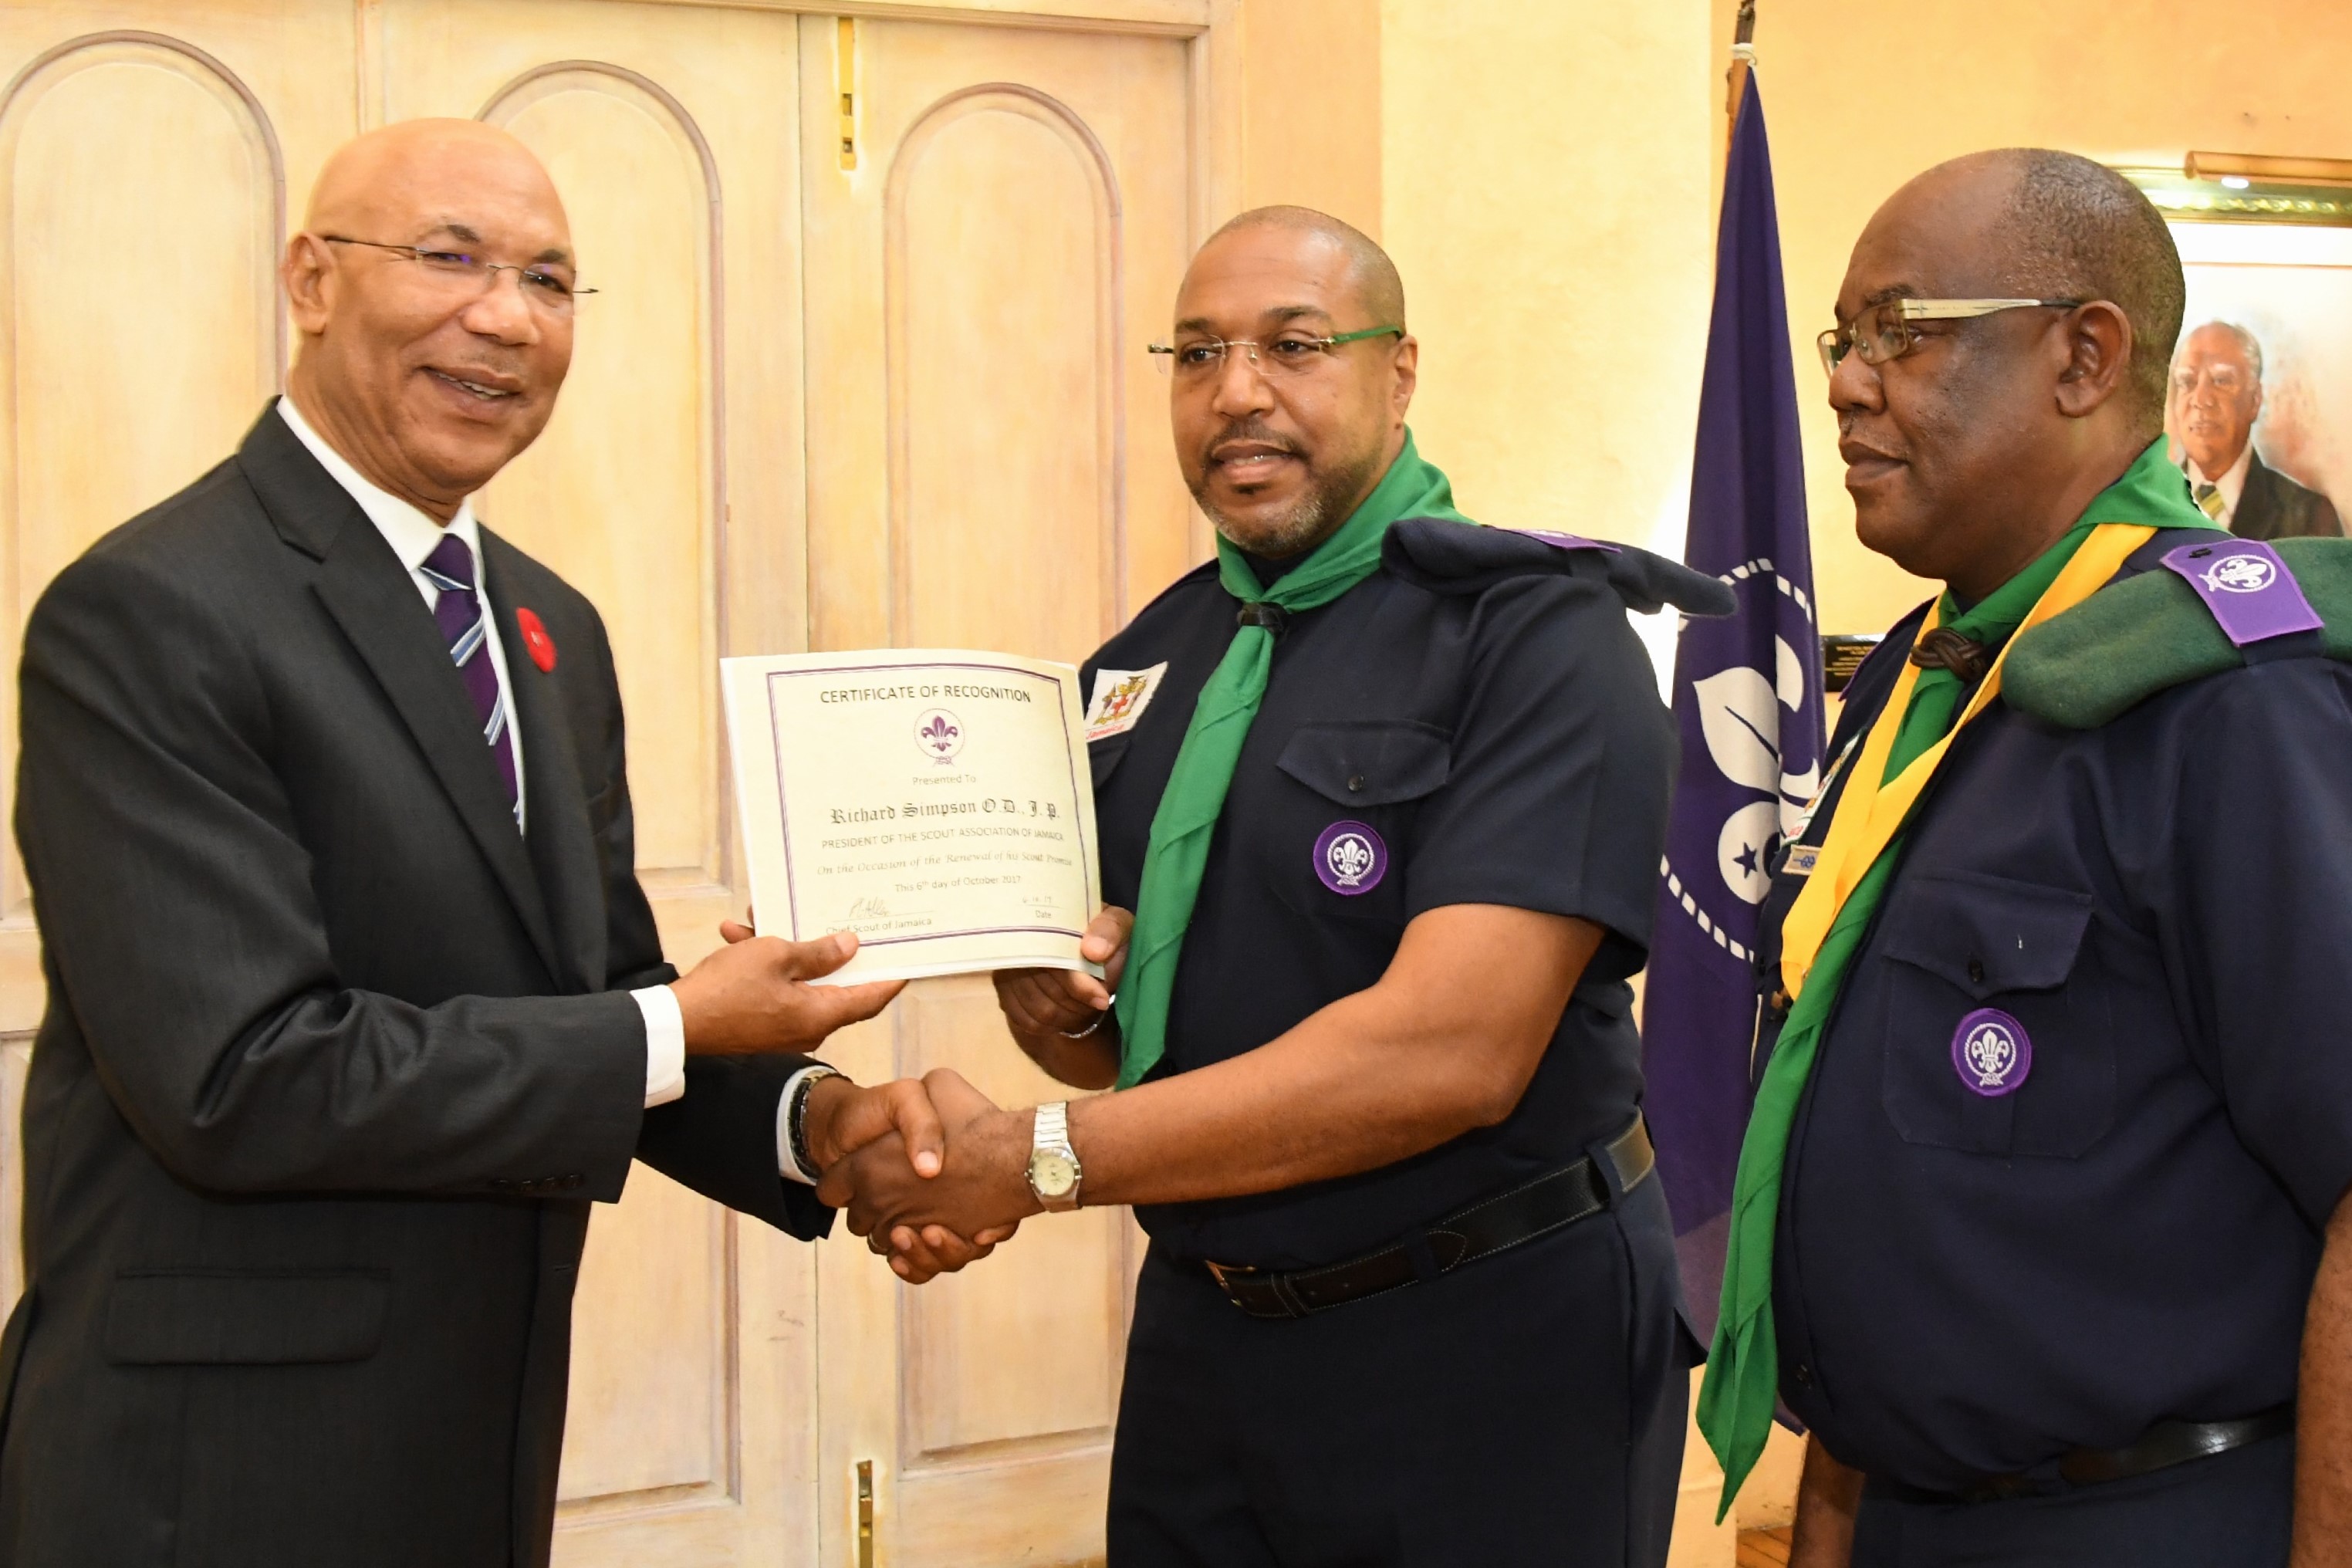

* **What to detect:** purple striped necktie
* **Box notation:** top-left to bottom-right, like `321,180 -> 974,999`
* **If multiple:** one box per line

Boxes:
420,532 -> 519,824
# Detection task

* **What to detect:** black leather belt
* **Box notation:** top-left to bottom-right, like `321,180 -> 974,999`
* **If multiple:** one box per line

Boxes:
1866,1405 -> 2296,1506
1200,1116 -> 1654,1320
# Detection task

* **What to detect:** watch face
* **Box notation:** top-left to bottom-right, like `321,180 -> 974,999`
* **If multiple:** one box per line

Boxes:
1028,1151 -> 1078,1198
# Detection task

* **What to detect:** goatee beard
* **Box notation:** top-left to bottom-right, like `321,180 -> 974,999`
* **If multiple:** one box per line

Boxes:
1193,439 -> 1382,560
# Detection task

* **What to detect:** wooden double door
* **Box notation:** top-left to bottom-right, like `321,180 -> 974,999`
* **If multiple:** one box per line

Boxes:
0,1 -> 1203,1562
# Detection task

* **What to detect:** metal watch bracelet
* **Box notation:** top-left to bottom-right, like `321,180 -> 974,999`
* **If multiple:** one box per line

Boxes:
786,1065 -> 844,1181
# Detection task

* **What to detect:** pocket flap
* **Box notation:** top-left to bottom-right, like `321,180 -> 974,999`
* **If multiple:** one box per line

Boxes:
1877,874 -> 2092,997
1275,722 -> 1451,807
105,1269 -> 389,1366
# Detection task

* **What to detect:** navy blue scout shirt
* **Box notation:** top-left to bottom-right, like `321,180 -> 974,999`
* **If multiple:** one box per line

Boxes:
1756,529 -> 2352,1492
1082,521 -> 1679,1271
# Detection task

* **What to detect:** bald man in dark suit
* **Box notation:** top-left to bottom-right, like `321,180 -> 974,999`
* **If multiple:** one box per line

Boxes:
0,119 -> 988,1568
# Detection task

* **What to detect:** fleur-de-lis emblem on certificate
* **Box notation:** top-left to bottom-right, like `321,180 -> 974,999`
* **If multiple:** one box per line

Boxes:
915,708 -> 964,762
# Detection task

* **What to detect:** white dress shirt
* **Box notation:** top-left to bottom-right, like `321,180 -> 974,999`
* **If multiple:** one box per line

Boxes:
2184,440 -> 2255,530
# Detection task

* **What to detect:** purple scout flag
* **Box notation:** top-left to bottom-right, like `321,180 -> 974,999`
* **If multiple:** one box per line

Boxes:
1643,76 -> 1823,1343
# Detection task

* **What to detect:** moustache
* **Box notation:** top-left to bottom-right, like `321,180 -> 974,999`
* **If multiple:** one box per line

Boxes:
1202,421 -> 1306,465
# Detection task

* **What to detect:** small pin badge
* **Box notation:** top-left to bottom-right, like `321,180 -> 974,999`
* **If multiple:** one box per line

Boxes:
515,607 -> 557,672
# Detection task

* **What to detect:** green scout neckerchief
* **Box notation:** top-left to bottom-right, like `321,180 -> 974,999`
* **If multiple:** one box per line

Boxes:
1113,427 -> 1470,1088
1696,438 -> 2218,1515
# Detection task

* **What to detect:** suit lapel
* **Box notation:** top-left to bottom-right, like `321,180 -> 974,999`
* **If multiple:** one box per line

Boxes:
236,407 -> 566,985
483,532 -> 606,994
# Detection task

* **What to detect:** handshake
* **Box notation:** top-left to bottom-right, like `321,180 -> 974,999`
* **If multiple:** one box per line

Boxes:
666,908 -> 1134,1282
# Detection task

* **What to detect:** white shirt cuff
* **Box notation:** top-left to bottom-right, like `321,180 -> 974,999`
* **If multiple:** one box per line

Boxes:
775,1064 -> 835,1185
634,985 -> 687,1108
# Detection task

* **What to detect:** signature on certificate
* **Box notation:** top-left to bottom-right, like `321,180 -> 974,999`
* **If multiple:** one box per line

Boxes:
847,896 -> 891,921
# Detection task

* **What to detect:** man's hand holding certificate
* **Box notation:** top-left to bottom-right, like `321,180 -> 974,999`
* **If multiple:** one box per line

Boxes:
722,650 -> 1103,985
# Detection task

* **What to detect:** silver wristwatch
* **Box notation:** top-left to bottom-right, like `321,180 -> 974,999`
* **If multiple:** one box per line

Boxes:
1026,1101 -> 1083,1212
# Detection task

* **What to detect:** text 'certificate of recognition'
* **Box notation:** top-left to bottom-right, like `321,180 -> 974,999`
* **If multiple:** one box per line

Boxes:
721,649 -> 1103,985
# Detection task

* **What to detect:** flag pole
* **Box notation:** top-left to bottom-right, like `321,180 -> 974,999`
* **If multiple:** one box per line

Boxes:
1726,0 -> 1756,135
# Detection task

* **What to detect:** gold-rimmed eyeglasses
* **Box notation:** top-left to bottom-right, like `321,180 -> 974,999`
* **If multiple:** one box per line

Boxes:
1818,297 -> 2082,374
319,235 -> 596,315
1147,325 -> 1403,380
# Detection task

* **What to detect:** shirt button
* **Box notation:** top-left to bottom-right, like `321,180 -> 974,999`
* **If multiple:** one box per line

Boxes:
1792,1362 -> 1814,1387
1966,957 -> 1986,985
1347,774 -> 1364,792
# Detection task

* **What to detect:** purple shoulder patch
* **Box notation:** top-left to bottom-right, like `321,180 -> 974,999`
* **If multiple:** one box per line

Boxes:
1516,529 -> 1622,555
2160,539 -> 2323,647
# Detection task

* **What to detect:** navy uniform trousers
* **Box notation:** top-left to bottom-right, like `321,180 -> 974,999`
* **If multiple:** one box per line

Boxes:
1107,1177 -> 1689,1568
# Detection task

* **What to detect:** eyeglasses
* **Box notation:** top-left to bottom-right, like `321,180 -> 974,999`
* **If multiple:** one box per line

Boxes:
2171,363 -> 2251,397
319,235 -> 596,314
1147,325 -> 1403,380
1817,297 -> 2082,374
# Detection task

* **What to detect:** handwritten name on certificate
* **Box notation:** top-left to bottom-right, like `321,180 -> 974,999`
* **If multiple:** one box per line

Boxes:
721,650 -> 1103,985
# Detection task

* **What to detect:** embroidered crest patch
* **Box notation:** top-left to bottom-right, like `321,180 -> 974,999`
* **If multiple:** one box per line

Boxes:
1313,820 -> 1387,896
2159,539 -> 2323,647
1084,663 -> 1168,742
1951,1007 -> 2033,1097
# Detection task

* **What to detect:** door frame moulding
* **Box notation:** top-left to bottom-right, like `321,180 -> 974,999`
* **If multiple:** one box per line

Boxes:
0,29 -> 287,951
476,60 -> 738,894
596,0 -> 1208,37
0,30 -> 288,371
879,81 -> 1128,647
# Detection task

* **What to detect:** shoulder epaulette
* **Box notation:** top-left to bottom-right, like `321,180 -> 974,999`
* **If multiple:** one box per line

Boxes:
2005,536 -> 2352,728
1381,515 -> 1735,617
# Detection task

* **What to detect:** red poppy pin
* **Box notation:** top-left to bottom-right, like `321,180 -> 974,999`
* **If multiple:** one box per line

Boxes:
516,607 -> 557,673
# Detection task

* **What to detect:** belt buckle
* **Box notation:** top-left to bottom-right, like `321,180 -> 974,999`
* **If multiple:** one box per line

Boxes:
1203,1259 -> 1256,1298
1203,1259 -> 1303,1318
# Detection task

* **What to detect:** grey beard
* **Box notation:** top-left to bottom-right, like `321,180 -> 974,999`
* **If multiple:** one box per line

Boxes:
1201,487 -> 1330,559
1194,444 -> 1381,560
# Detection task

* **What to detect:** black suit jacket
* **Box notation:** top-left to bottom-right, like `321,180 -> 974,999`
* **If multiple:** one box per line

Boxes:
2229,448 -> 2344,540
0,408 -> 830,1567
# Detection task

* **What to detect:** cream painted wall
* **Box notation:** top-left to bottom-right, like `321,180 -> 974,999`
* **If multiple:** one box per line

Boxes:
1235,0 -> 1382,230
1380,0 -> 1716,564
1718,0 -> 2352,634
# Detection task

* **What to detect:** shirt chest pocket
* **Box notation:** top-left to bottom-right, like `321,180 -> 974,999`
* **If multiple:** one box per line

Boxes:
1264,721 -> 1451,926
1874,874 -> 2115,1158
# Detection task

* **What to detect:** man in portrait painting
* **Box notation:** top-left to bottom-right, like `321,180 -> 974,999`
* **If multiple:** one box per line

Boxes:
2171,319 -> 2344,539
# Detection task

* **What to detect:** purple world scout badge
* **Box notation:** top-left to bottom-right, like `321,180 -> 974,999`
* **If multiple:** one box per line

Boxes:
1951,1007 -> 2033,1098
1313,820 -> 1387,896
2160,539 -> 2323,647
1518,529 -> 1622,554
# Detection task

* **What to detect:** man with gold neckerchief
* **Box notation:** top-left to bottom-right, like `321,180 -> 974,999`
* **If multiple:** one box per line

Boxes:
1699,150 -> 2352,1567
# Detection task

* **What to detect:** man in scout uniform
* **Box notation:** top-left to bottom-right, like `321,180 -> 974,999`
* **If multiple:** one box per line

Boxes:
1699,149 -> 2352,1567
818,206 -> 1726,1566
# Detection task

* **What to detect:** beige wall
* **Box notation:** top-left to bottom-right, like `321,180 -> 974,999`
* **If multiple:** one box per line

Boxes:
1235,0 -> 1383,230
1718,0 -> 2352,634
1380,0 -> 1716,559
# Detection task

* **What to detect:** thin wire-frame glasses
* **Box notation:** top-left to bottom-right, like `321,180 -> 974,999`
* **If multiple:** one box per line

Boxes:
319,235 -> 597,313
1817,297 -> 2082,374
1147,325 -> 1403,379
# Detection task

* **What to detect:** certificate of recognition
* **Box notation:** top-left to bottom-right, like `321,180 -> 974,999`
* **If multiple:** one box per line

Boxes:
721,649 -> 1103,985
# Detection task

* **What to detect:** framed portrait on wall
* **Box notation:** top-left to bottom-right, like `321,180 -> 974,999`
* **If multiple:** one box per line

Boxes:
2126,164 -> 2352,540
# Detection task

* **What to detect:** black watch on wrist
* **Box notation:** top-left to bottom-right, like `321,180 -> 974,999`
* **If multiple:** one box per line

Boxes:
786,1066 -> 844,1181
